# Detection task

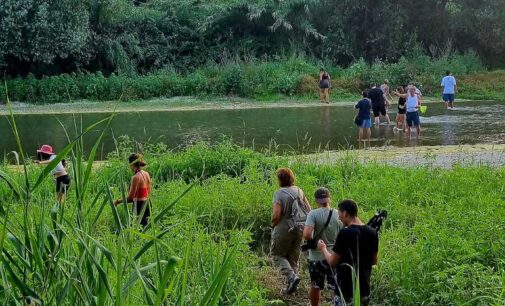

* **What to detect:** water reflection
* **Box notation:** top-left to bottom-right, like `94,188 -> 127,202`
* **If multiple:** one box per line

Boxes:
1,101 -> 503,159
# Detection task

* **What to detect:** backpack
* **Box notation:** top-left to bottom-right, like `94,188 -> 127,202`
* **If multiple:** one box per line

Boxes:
281,188 -> 310,232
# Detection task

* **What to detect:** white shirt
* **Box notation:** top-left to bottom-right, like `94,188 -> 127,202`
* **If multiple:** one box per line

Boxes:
406,94 -> 419,112
49,155 -> 66,175
441,76 -> 457,94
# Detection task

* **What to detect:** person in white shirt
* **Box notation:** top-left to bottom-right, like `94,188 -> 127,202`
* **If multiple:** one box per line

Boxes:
35,144 -> 70,204
441,70 -> 458,109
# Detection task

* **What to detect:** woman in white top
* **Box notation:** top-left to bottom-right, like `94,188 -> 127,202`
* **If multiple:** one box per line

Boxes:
393,87 -> 421,138
35,144 -> 70,204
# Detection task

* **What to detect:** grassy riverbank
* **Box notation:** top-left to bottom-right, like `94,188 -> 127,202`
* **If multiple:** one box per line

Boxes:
1,139 -> 504,305
3,57 -> 504,106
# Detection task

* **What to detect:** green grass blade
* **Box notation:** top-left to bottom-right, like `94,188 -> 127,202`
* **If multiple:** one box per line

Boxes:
153,257 -> 179,306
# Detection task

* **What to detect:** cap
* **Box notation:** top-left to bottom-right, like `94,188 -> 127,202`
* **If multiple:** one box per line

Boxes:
314,187 -> 330,204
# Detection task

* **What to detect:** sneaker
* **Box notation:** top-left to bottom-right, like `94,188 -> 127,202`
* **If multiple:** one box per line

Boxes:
287,275 -> 301,294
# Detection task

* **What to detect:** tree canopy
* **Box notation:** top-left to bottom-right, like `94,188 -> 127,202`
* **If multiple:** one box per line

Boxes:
1,0 -> 503,77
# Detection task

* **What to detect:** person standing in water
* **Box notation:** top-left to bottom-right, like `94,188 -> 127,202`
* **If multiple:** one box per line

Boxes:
368,84 -> 390,126
394,86 -> 407,132
35,144 -> 70,204
319,68 -> 331,104
380,80 -> 392,109
393,86 -> 421,138
354,91 -> 372,147
441,70 -> 458,109
114,153 -> 152,227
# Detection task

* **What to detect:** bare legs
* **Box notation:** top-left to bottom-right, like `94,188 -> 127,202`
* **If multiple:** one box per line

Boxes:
319,88 -> 330,104
358,128 -> 371,148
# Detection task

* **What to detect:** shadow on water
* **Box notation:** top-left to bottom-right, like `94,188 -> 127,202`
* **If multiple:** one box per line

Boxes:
1,101 -> 503,160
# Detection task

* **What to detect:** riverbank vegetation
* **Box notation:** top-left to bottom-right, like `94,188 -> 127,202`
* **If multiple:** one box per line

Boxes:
1,134 -> 504,304
3,55 -> 502,104
2,0 -> 505,104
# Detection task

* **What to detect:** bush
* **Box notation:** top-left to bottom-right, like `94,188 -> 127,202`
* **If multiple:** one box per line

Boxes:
2,52 -> 490,103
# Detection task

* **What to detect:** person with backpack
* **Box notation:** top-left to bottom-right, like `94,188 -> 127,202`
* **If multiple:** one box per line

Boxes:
270,168 -> 311,294
303,187 -> 343,306
35,144 -> 70,204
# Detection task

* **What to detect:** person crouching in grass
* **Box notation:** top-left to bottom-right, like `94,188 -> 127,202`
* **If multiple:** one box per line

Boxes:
35,144 -> 70,204
114,153 -> 152,227
354,91 -> 372,147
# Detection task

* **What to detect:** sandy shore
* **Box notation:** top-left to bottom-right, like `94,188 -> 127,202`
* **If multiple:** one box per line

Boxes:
0,96 -> 483,115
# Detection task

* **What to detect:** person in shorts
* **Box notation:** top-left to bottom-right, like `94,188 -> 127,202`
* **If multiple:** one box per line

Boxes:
317,200 -> 379,306
380,80 -> 393,109
354,91 -> 372,147
319,68 -> 331,104
35,144 -> 70,204
367,84 -> 390,126
394,86 -> 407,131
394,86 -> 421,138
303,187 -> 343,306
441,70 -> 457,109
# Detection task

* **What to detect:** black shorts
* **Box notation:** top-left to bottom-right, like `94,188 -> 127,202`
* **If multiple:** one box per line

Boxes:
309,260 -> 337,290
372,103 -> 387,117
133,201 -> 151,226
56,175 -> 71,193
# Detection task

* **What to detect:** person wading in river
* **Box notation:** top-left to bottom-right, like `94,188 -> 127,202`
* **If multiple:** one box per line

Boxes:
114,153 -> 152,227
35,144 -> 71,204
393,86 -> 421,138
368,83 -> 390,126
270,168 -> 311,294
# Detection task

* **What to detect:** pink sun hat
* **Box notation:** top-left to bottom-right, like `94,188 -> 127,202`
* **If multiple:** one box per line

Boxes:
36,144 -> 55,155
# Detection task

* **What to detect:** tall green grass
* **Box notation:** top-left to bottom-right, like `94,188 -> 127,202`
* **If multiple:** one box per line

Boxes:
0,94 -> 265,305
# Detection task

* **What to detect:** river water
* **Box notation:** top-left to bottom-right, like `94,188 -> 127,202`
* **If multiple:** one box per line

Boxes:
1,101 -> 503,159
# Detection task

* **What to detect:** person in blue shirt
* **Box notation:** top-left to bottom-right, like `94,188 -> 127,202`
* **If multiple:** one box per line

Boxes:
354,91 -> 372,147
441,70 -> 458,109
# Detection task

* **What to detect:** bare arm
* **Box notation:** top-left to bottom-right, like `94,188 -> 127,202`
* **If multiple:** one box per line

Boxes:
392,91 -> 408,98
303,225 -> 314,240
271,203 -> 282,227
317,240 -> 340,266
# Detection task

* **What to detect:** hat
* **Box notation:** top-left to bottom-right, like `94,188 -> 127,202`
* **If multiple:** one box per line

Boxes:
37,144 -> 54,155
314,187 -> 330,204
128,153 -> 147,167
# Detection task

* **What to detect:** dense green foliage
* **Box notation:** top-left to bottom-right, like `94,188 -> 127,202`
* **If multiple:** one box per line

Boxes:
1,0 -> 504,78
1,54 -> 490,103
1,132 -> 505,304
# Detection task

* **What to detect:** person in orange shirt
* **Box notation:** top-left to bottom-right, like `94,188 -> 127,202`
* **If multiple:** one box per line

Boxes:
114,153 -> 152,227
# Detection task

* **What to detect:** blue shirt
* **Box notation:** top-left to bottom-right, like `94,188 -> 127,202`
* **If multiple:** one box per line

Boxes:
355,98 -> 372,120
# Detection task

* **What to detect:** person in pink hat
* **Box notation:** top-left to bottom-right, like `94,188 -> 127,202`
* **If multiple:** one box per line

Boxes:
35,144 -> 70,204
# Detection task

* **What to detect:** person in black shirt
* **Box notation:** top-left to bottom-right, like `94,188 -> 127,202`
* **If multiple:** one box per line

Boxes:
367,84 -> 390,126
317,199 -> 379,306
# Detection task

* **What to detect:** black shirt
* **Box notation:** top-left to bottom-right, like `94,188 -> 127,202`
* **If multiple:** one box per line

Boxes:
398,97 -> 406,114
367,88 -> 385,107
332,224 -> 379,299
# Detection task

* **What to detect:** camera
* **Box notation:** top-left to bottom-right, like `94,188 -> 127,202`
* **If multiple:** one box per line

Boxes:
367,209 -> 388,233
301,239 -> 318,251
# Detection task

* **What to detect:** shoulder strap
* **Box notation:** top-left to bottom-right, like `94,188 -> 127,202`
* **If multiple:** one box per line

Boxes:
313,209 -> 334,240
